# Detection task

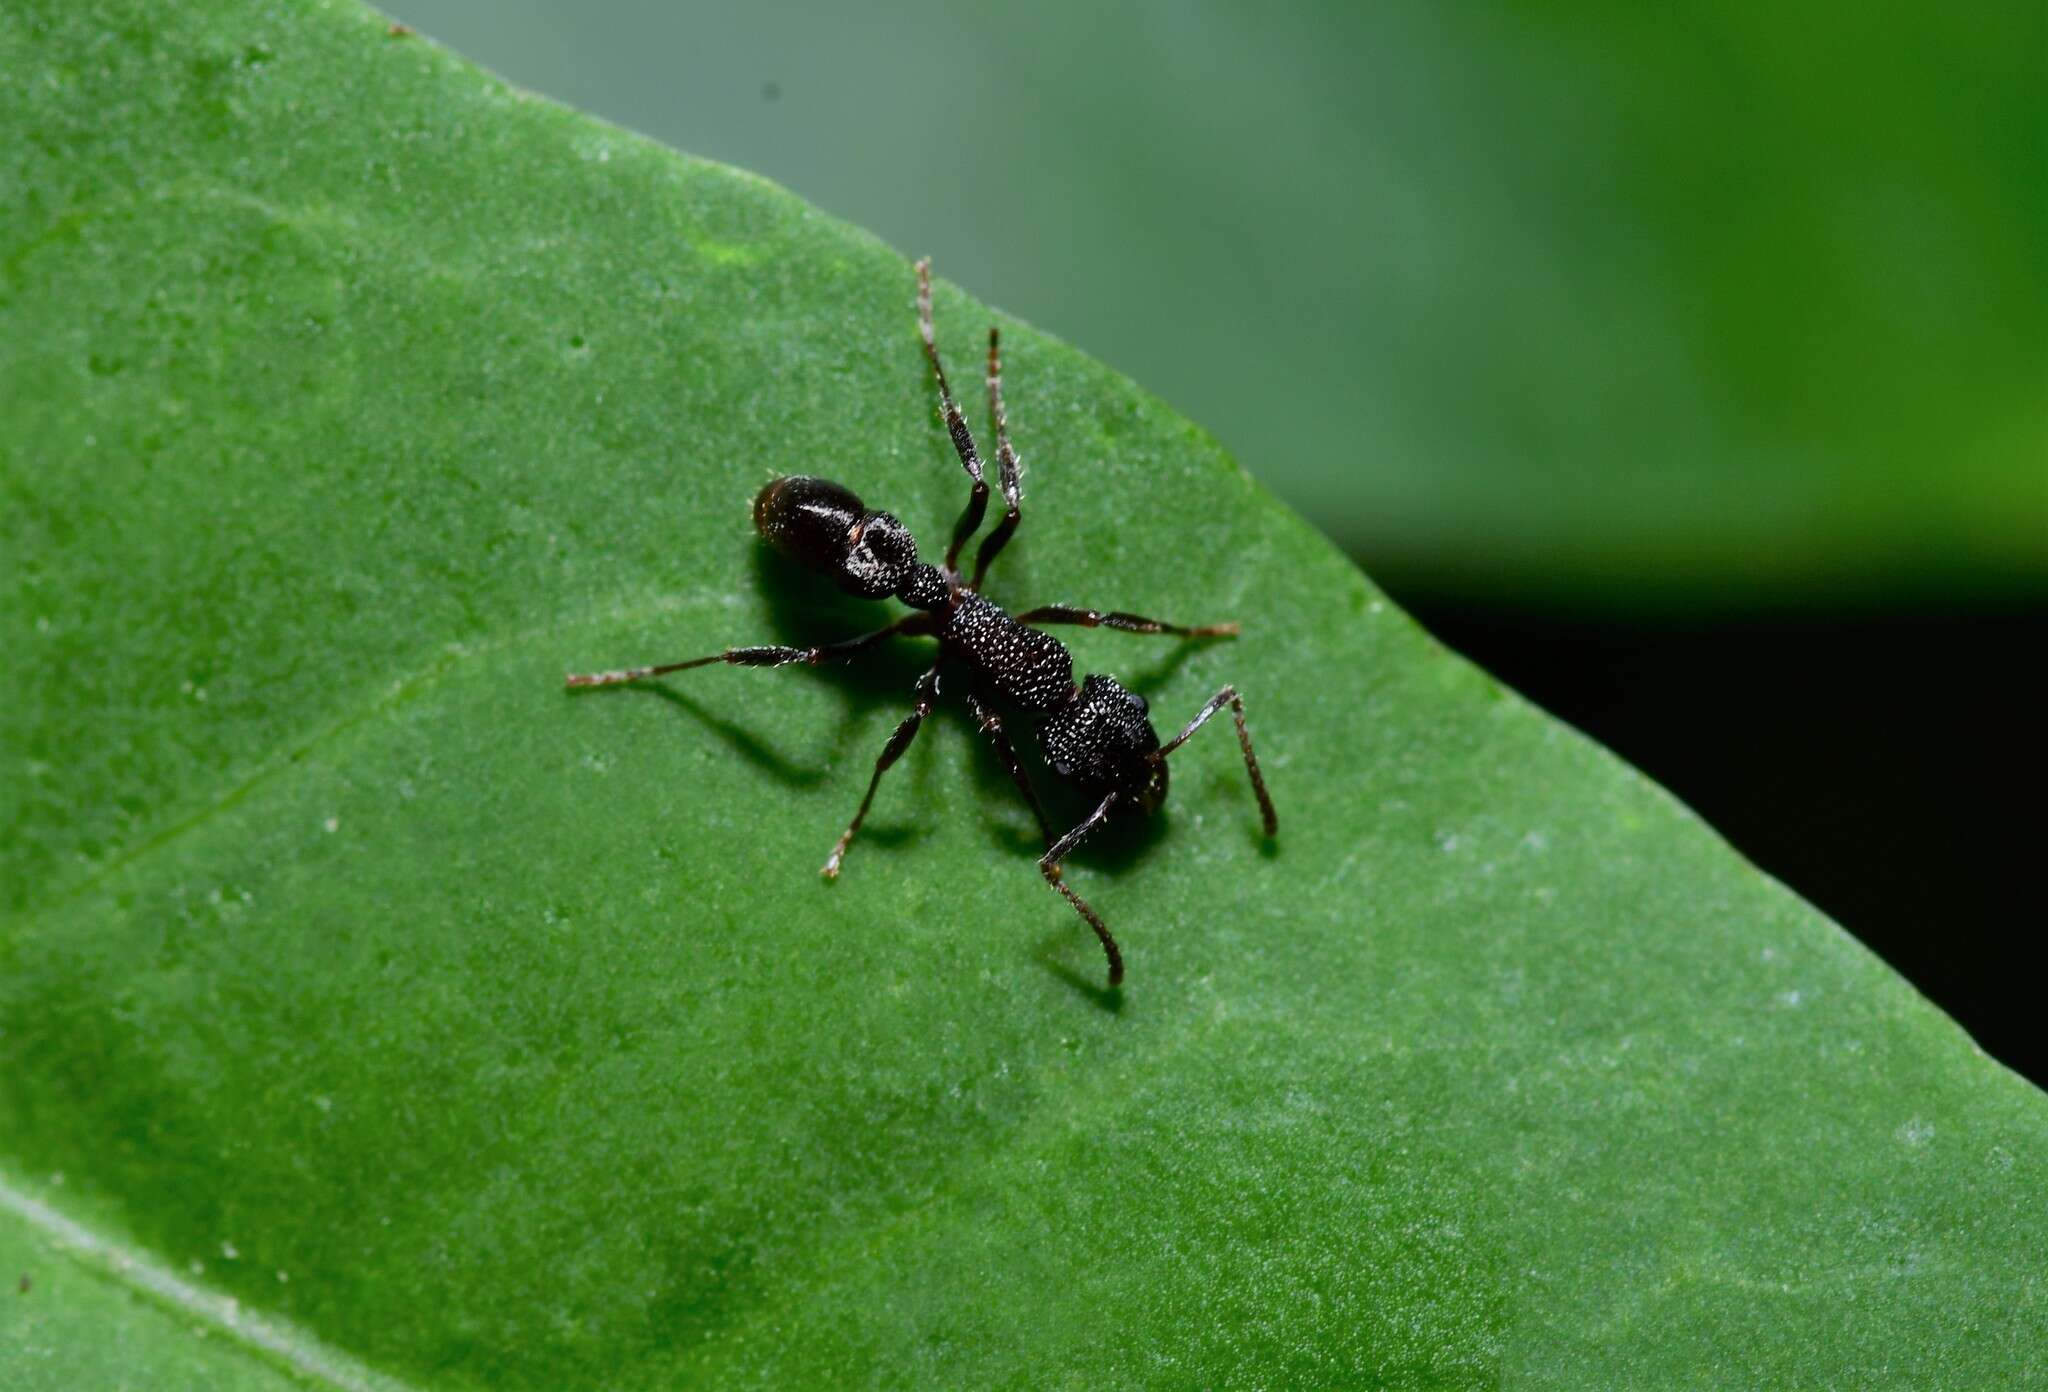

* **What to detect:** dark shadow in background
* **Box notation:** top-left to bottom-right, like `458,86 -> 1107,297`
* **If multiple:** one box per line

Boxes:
1388,585 -> 2048,1089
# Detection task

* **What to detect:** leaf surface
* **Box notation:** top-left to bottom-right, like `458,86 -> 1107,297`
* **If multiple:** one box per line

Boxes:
3,3 -> 2043,1388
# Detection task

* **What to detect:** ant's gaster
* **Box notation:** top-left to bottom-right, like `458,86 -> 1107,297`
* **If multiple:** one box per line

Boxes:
565,260 -> 1277,985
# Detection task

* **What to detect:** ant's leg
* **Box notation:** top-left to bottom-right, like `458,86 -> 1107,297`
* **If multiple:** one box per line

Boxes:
917,258 -> 988,573
964,692 -> 1053,846
969,327 -> 1023,588
1015,605 -> 1239,639
564,614 -> 931,688
823,661 -> 942,878
1040,790 -> 1125,984
1153,685 -> 1278,837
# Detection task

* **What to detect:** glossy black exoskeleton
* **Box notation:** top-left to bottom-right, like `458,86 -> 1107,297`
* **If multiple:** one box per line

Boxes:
567,260 -> 1276,985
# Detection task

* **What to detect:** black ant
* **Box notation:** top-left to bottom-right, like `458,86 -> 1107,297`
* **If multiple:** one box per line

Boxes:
565,260 -> 1277,985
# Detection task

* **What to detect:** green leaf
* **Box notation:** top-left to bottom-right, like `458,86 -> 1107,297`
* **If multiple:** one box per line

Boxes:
3,2 -> 2041,1388
0,1196 -> 330,1392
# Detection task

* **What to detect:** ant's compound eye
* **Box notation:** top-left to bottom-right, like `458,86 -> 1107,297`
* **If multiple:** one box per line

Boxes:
1051,758 -> 1074,779
1126,691 -> 1149,716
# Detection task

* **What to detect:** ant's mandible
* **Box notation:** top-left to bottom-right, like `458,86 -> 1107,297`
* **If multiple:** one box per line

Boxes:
565,259 -> 1277,985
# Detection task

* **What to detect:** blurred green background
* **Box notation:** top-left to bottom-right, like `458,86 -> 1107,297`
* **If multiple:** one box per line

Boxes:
386,0 -> 2044,608
383,1 -> 2046,1077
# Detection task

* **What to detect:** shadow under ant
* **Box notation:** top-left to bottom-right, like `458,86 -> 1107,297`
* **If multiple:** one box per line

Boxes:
575,547 -> 1206,967
607,682 -> 830,790
1033,938 -> 1128,1014
576,542 -> 1266,989
565,550 -> 946,834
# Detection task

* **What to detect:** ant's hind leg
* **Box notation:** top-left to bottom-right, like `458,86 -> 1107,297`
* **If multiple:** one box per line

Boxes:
1040,790 -> 1125,984
564,614 -> 931,688
917,258 -> 989,573
965,693 -> 1053,846
1153,685 -> 1278,837
1015,605 -> 1239,639
822,661 -> 942,878
969,327 -> 1023,588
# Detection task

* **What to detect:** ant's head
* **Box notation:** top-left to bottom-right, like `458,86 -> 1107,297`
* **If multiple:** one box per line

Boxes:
1041,674 -> 1169,816
755,475 -> 920,600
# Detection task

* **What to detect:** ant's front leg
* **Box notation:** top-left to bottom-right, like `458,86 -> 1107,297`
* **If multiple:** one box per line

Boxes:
968,327 -> 1023,589
1040,790 -> 1124,985
822,660 -> 943,878
564,614 -> 932,688
1015,605 -> 1239,639
917,258 -> 989,574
